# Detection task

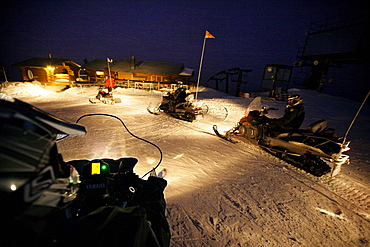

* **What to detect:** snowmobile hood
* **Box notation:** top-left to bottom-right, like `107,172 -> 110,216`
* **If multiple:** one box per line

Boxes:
0,93 -> 86,138
0,93 -> 86,206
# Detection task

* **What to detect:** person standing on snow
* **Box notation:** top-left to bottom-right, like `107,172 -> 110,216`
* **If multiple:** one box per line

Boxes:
105,76 -> 115,94
267,94 -> 305,134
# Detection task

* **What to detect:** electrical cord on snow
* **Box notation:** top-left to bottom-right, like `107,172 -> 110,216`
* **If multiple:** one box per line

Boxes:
75,113 -> 163,178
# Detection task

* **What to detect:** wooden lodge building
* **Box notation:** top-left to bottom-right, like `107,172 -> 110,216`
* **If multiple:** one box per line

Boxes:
13,56 -> 194,89
12,57 -> 80,86
79,56 -> 194,90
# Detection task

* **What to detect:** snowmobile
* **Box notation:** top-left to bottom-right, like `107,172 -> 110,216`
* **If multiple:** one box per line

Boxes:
213,97 -> 350,177
148,86 -> 203,122
89,87 -> 121,105
0,93 -> 170,246
59,113 -> 170,246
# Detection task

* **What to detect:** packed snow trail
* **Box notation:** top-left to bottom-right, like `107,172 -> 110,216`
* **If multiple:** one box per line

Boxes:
2,83 -> 370,246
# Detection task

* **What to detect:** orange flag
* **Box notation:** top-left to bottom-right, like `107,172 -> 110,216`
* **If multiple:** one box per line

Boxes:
205,30 -> 215,39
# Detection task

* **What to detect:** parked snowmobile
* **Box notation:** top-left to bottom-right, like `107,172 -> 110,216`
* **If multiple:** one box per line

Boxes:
213,97 -> 350,177
0,93 -> 170,246
148,86 -> 203,122
89,87 -> 121,105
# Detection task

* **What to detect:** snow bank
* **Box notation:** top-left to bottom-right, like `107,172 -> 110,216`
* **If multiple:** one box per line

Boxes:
3,82 -> 55,97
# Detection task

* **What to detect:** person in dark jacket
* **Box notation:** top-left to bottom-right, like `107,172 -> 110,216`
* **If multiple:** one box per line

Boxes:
268,94 -> 305,135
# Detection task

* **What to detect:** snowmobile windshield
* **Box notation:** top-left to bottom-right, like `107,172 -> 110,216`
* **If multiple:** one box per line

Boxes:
245,97 -> 269,116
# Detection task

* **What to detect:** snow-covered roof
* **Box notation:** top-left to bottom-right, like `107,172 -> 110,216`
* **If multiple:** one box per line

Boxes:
179,67 -> 194,76
133,61 -> 184,75
82,59 -> 111,70
12,57 -> 80,68
85,59 -> 186,75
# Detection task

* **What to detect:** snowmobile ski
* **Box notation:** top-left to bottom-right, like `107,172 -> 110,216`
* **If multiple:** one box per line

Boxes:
147,103 -> 161,115
213,125 -> 237,143
147,109 -> 159,115
89,88 -> 121,105
147,108 -> 160,115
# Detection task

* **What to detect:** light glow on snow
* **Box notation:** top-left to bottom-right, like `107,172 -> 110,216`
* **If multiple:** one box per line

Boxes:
2,83 -> 370,245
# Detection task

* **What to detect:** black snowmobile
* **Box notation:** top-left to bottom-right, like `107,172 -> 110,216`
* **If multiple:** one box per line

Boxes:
89,87 -> 122,105
148,86 -> 203,122
213,97 -> 350,177
0,92 -> 170,246
60,114 -> 170,246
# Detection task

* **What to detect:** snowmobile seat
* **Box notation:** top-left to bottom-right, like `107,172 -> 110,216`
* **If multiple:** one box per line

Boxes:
308,119 -> 327,134
276,131 -> 305,139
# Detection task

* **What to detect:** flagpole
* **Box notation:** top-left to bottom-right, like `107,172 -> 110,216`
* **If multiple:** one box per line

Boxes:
194,34 -> 207,104
107,59 -> 112,79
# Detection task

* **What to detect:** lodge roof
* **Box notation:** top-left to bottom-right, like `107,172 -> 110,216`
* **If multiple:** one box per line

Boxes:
133,61 -> 184,75
12,57 -> 80,68
82,59 -> 111,70
84,59 -> 190,75
12,57 -> 194,76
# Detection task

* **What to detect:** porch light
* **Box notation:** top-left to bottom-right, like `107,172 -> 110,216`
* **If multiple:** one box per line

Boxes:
47,66 -> 55,71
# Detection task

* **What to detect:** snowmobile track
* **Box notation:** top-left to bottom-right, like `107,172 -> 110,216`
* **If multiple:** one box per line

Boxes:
255,143 -> 370,220
325,175 -> 370,213
268,159 -> 370,222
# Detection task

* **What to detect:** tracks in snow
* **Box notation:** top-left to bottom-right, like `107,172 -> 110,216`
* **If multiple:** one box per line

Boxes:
324,174 -> 370,215
263,151 -> 370,221
146,112 -> 370,223
214,131 -> 370,221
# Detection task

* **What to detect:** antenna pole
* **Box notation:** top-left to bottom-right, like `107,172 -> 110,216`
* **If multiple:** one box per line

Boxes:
343,90 -> 370,144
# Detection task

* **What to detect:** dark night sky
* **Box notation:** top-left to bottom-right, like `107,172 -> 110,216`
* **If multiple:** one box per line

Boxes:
1,0 -> 369,100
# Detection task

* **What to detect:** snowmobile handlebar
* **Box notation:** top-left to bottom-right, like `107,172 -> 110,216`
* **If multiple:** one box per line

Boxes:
267,107 -> 278,111
255,107 -> 278,116
47,157 -> 170,246
66,157 -> 167,216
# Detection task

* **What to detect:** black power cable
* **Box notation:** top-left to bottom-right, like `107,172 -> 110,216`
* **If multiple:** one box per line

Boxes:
75,113 -> 162,178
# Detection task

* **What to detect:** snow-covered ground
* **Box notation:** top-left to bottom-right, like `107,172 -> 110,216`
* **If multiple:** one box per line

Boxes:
2,82 -> 370,246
